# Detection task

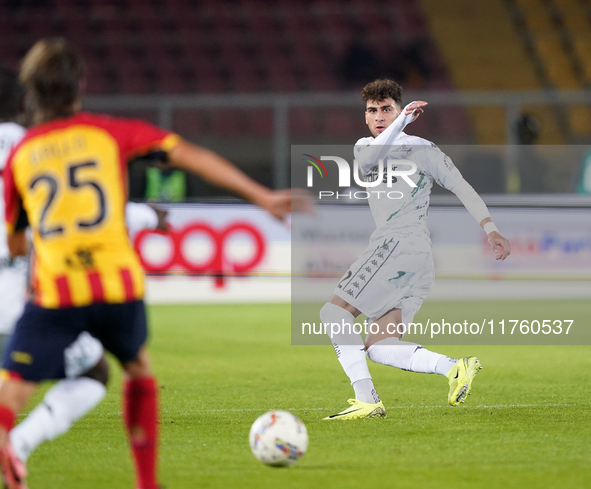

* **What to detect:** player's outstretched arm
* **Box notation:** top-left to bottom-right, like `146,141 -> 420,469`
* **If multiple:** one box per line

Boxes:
167,139 -> 309,220
7,230 -> 27,257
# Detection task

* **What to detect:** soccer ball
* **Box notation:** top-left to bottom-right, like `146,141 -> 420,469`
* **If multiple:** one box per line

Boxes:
249,410 -> 308,467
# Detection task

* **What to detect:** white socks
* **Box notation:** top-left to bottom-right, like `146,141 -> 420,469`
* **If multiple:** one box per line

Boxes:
321,302 -> 458,404
321,303 -> 369,383
435,356 -> 459,376
352,378 -> 380,404
366,337 -> 457,375
320,303 -> 380,403
10,377 -> 107,462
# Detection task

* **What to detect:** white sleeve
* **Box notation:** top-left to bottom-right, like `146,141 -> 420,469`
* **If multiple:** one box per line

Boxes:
125,202 -> 158,234
0,124 -> 26,171
450,178 -> 491,226
421,147 -> 463,190
354,102 -> 419,174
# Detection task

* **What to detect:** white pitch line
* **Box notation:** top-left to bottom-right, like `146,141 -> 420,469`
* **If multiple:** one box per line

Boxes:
163,402 -> 584,415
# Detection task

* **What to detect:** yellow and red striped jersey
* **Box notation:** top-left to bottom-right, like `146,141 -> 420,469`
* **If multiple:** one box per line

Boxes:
3,112 -> 180,308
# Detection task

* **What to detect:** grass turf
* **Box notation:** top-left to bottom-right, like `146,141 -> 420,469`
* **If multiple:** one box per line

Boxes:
23,300 -> 591,489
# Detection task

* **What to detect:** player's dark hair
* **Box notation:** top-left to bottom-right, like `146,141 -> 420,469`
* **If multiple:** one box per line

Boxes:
361,79 -> 403,107
20,38 -> 85,124
0,66 -> 23,123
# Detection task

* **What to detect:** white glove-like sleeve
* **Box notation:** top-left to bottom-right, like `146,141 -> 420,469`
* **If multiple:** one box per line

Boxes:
450,178 -> 491,227
355,102 -> 419,174
125,202 -> 159,234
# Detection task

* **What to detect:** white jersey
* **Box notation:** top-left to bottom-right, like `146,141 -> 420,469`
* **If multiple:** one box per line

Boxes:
354,132 -> 462,238
333,106 -> 493,321
0,122 -> 26,261
333,107 -> 464,321
0,122 -> 24,168
0,122 -> 27,333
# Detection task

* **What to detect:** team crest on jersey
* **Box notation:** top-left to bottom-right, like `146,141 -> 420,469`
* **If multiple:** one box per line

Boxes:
392,144 -> 412,153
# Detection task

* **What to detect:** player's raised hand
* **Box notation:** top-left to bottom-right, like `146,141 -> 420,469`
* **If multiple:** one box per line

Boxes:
261,188 -> 314,220
403,100 -> 428,123
149,205 -> 169,231
487,231 -> 511,260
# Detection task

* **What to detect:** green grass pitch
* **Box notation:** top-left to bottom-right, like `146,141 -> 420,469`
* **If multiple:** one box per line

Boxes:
23,300 -> 591,488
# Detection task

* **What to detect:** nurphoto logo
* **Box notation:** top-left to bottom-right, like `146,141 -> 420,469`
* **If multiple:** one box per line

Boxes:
302,154 -> 417,200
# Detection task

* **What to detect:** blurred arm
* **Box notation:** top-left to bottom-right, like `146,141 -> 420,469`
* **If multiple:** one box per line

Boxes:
167,139 -> 297,220
8,230 -> 28,257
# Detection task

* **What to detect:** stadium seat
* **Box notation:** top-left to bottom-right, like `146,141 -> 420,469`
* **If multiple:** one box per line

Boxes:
210,110 -> 243,136
173,110 -> 204,137
0,0 -> 451,102
118,74 -> 152,94
320,108 -> 355,136
535,33 -> 580,89
290,108 -> 317,136
573,34 -> 591,80
248,109 -> 274,137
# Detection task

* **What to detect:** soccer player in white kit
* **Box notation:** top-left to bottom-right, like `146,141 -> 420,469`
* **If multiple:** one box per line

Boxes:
321,79 -> 510,419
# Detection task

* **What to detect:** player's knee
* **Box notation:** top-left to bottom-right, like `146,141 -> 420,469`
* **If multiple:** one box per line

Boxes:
366,337 -> 402,364
319,303 -> 334,323
50,409 -> 72,436
320,302 -> 353,323
82,356 -> 109,386
366,344 -> 378,363
123,348 -> 152,379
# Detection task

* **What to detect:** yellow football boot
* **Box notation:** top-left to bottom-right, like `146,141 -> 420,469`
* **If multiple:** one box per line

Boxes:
446,356 -> 482,406
324,399 -> 386,420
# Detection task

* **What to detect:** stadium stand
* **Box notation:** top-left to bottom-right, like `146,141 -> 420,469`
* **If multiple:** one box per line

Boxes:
505,0 -> 591,142
6,0 -> 590,145
419,0 -> 551,144
419,0 -> 591,144
1,2 -> 449,90
0,0 -> 469,142
1,0 -> 474,144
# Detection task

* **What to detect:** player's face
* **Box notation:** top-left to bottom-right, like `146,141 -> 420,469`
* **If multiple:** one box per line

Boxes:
365,98 -> 401,137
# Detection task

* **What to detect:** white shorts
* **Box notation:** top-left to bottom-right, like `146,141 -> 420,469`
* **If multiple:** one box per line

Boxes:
0,260 -> 28,335
333,233 -> 434,324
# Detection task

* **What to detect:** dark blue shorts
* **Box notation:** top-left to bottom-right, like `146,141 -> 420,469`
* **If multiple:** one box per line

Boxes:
1,300 -> 148,382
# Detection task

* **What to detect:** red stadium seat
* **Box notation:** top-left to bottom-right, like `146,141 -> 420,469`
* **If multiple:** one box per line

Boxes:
118,74 -> 152,94
209,110 -> 243,136
248,109 -> 275,137
1,0 -> 447,96
320,108 -> 355,135
173,110 -> 204,137
290,108 -> 317,136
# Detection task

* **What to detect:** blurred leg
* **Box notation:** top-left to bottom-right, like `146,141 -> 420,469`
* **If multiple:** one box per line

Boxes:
0,380 -> 37,489
122,347 -> 159,489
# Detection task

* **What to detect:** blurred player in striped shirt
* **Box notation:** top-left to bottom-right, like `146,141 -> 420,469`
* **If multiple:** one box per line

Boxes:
0,38 -> 298,489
